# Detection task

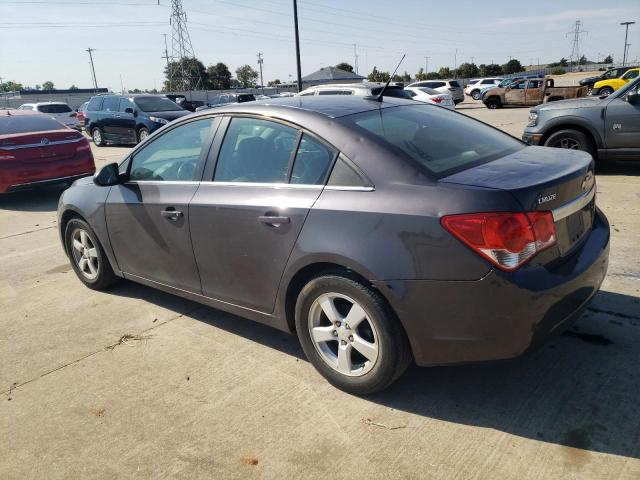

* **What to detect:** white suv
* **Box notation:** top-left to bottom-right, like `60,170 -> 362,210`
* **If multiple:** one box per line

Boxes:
464,78 -> 502,100
406,80 -> 464,104
17,102 -> 80,130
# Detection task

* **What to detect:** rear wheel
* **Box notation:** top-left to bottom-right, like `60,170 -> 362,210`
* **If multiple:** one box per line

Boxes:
65,218 -> 118,290
295,273 -> 412,395
544,129 -> 596,157
485,97 -> 501,109
91,127 -> 105,147
599,87 -> 614,97
471,89 -> 482,100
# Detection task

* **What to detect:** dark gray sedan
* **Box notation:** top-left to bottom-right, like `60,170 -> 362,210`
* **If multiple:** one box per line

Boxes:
58,96 -> 609,394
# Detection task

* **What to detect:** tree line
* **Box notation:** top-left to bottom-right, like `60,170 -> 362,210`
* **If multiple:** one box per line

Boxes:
164,58 -> 265,91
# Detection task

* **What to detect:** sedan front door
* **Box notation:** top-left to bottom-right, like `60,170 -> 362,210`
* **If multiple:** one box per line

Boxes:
105,117 -> 217,292
190,116 -> 337,313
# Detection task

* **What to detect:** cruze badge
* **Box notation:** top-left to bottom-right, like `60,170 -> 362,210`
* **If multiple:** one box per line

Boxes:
537,193 -> 556,205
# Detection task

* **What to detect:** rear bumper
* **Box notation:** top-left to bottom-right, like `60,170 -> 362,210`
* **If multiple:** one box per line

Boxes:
374,208 -> 610,366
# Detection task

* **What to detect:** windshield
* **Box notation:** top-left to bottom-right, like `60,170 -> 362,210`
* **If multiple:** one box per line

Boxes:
339,104 -> 523,178
0,114 -> 65,135
610,77 -> 640,99
134,96 -> 184,112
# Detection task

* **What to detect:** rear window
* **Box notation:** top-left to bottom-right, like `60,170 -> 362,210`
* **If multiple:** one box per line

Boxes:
38,104 -> 72,114
448,81 -> 461,88
237,94 -> 256,103
340,105 -> 523,178
370,86 -> 412,99
0,114 -> 64,135
425,82 -> 445,88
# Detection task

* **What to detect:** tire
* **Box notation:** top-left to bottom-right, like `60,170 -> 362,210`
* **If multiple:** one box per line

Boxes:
137,127 -> 150,144
295,273 -> 412,395
599,87 -> 614,97
471,89 -> 482,100
91,127 -> 105,147
485,97 -> 501,109
544,129 -> 596,158
64,218 -> 118,290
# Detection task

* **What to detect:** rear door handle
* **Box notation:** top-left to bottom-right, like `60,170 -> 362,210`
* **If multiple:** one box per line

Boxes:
161,209 -> 183,220
258,215 -> 290,226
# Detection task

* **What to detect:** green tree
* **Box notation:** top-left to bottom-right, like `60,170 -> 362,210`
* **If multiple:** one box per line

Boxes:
42,81 -> 55,90
367,66 -> 390,82
207,62 -> 232,89
479,63 -> 502,76
437,67 -> 452,79
457,62 -> 479,78
414,68 -> 427,81
69,85 -> 78,90
335,62 -> 354,72
163,57 -> 207,91
501,59 -> 523,75
426,72 -> 440,80
235,64 -> 259,88
401,71 -> 411,82
603,54 -> 613,64
0,80 -> 24,92
578,55 -> 588,65
267,79 -> 282,87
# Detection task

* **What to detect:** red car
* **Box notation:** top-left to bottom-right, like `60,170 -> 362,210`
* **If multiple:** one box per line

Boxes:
0,110 -> 95,194
76,101 -> 88,127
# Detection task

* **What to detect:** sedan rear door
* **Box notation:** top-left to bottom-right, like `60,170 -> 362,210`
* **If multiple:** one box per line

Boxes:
189,116 -> 337,313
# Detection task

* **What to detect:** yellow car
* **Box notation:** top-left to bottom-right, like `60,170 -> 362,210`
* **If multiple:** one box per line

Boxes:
594,67 -> 639,96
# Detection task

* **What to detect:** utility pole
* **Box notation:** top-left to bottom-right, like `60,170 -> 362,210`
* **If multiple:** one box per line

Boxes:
162,33 -> 172,91
86,48 -> 98,91
470,56 -> 475,65
454,48 -> 458,71
620,22 -> 635,65
425,56 -> 430,74
353,44 -> 359,75
292,0 -> 303,92
257,52 -> 265,94
567,20 -> 587,70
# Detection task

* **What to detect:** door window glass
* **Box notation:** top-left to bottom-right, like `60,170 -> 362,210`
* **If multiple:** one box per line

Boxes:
622,70 -> 639,80
119,98 -> 135,112
214,117 -> 298,183
87,96 -> 103,111
129,118 -> 214,182
102,96 -> 119,112
291,134 -> 336,185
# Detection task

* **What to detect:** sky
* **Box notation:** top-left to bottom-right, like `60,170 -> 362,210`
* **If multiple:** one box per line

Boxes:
1,0 -> 639,91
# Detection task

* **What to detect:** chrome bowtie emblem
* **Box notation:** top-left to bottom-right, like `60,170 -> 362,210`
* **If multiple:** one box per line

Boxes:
40,138 -> 50,145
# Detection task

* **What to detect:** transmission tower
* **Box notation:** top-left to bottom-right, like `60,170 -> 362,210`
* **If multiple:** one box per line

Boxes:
567,20 -> 587,69
168,0 -> 200,91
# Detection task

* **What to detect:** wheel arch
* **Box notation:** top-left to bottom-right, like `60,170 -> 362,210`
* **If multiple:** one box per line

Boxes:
540,120 -> 603,150
59,208 -> 85,256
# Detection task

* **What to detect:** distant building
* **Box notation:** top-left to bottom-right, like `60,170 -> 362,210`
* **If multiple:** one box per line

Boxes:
302,66 -> 365,87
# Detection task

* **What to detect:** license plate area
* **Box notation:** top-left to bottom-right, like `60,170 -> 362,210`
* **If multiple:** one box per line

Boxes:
557,197 -> 595,255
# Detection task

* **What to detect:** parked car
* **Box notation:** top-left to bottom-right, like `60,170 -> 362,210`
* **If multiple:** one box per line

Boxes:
592,67 -> 640,97
483,78 -> 588,108
0,110 -> 95,193
165,94 -> 205,112
195,93 -> 256,111
404,87 -> 455,109
478,77 -> 528,99
407,80 -> 464,104
296,82 -> 412,99
580,66 -> 636,93
75,102 -> 89,128
18,102 -> 80,130
58,95 -> 609,394
523,77 -> 640,161
464,78 -> 502,100
85,94 -> 190,146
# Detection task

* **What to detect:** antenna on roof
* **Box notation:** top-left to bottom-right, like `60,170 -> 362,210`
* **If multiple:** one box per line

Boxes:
375,53 -> 406,102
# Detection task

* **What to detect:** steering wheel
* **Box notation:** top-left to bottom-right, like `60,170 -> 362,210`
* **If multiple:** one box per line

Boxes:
177,161 -> 196,181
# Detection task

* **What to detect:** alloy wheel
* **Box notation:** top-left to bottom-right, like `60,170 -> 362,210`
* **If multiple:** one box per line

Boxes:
92,129 -> 102,145
308,292 -> 379,377
553,137 -> 581,149
138,129 -> 149,142
71,228 -> 99,280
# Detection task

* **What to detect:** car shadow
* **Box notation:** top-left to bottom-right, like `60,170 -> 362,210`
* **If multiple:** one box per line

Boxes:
104,281 -> 640,460
596,159 -> 640,176
0,185 -> 66,212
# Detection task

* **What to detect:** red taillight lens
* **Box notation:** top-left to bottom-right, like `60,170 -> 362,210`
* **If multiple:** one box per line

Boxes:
441,212 -> 556,271
0,148 -> 16,161
430,97 -> 444,103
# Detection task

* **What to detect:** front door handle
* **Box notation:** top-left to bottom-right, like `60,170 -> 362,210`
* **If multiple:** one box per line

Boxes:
258,215 -> 290,226
161,209 -> 183,221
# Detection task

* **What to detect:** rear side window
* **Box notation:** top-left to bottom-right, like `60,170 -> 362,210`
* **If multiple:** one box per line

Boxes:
290,134 -> 336,185
237,94 -> 256,102
327,155 -> 372,188
341,104 -> 522,178
426,82 -> 445,88
0,114 -> 64,134
318,90 -> 353,95
214,117 -> 298,183
38,104 -> 72,113
102,96 -> 119,112
87,97 -> 103,111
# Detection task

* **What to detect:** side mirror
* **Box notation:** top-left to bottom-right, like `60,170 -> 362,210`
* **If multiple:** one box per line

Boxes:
627,91 -> 640,104
124,107 -> 134,114
93,162 -> 121,187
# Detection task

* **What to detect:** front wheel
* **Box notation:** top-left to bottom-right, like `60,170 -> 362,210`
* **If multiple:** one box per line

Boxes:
485,98 -> 501,109
599,87 -> 614,97
91,127 -> 105,147
544,129 -> 595,157
137,127 -> 150,144
295,274 -> 412,395
471,90 -> 482,100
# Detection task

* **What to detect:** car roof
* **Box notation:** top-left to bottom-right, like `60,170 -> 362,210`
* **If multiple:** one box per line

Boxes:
193,95 -> 413,119
305,82 -> 389,90
32,101 -> 69,106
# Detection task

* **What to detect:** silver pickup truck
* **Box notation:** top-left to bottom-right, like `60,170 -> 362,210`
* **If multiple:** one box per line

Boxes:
522,78 -> 640,161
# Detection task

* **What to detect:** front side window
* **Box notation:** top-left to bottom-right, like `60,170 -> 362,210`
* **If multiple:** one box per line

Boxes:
129,118 -> 214,182
290,134 -> 336,185
102,96 -> 119,112
119,98 -> 134,112
134,96 -> 183,112
341,104 -> 523,178
214,117 -> 298,183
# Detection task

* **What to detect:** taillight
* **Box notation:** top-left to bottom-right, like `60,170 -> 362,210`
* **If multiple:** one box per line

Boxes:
70,112 -> 77,117
430,97 -> 444,103
441,212 -> 556,271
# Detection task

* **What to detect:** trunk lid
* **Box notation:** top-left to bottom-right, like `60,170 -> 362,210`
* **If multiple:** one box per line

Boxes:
441,146 -> 596,256
0,129 -> 86,163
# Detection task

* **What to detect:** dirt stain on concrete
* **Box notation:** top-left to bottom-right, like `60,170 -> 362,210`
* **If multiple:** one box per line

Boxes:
45,264 -> 71,275
89,407 -> 106,417
241,456 -> 259,467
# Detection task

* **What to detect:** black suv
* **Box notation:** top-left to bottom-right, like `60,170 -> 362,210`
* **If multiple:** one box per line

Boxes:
580,66 -> 637,93
85,94 -> 190,146
195,93 -> 256,111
